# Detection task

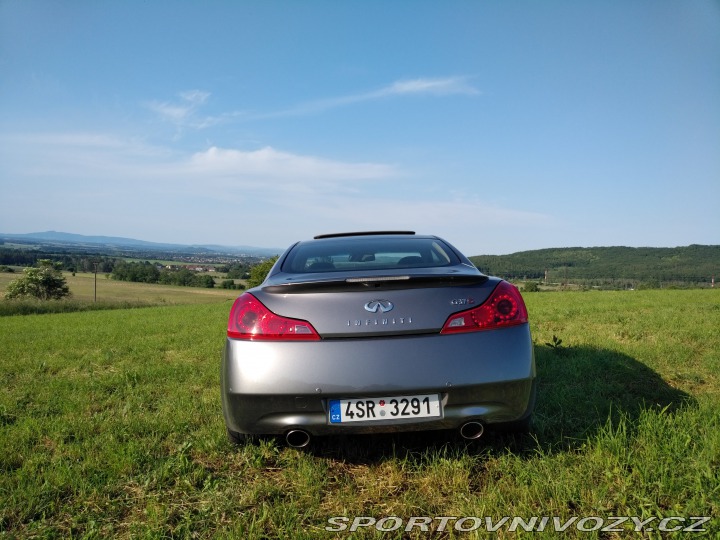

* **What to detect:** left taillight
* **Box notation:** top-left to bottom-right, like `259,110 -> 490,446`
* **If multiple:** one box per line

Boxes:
441,281 -> 529,334
227,292 -> 320,341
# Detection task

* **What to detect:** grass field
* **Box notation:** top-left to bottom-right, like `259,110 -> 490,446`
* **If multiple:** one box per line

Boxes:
0,271 -> 239,315
0,287 -> 718,538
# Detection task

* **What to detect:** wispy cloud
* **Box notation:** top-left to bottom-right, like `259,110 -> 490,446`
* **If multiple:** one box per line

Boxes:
146,90 -> 208,121
145,90 -> 225,132
188,146 -> 397,183
0,133 -> 398,193
145,77 -> 480,130
0,131 -> 552,253
266,76 -> 480,118
384,77 -> 480,96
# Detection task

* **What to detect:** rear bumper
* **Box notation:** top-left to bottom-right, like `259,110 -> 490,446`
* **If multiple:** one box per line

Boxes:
221,324 -> 535,436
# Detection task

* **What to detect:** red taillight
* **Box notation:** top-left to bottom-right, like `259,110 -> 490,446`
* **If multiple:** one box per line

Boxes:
227,293 -> 320,341
441,281 -> 529,334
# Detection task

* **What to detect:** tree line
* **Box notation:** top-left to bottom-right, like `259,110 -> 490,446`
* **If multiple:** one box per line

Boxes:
0,246 -> 269,294
0,249 -> 115,273
110,261 -> 216,288
469,245 -> 719,286
1,256 -> 259,302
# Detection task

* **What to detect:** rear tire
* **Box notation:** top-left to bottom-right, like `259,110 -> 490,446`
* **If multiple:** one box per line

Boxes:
226,427 -> 253,445
496,379 -> 536,433
493,414 -> 532,434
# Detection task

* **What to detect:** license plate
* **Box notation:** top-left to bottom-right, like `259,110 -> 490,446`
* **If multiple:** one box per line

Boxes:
329,394 -> 441,424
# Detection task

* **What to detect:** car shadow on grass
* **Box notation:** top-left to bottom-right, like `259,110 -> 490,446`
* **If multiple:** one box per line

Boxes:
300,344 -> 693,463
528,343 -> 693,453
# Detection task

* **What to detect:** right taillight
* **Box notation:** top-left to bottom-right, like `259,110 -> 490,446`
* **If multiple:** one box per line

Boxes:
441,281 -> 528,334
227,293 -> 320,341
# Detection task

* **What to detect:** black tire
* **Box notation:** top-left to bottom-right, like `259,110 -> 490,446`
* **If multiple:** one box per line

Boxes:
493,414 -> 532,434
226,427 -> 253,445
493,380 -> 536,433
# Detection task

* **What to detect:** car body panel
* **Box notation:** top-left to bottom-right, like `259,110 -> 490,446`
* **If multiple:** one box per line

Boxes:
222,322 -> 535,436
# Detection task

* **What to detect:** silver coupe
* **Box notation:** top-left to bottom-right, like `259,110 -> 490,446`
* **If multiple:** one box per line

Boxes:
221,232 -> 535,447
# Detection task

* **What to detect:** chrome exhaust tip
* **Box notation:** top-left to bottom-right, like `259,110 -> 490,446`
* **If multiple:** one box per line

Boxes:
459,421 -> 484,440
285,429 -> 311,448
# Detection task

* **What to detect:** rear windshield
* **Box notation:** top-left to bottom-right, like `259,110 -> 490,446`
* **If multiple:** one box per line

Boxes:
282,237 -> 460,274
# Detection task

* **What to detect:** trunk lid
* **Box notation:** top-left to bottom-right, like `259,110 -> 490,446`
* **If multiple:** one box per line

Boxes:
253,269 -> 501,338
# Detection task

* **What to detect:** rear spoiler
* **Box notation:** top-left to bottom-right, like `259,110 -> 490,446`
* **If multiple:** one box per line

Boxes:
262,273 -> 488,293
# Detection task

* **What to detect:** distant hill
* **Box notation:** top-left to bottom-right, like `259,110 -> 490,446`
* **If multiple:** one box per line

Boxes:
469,245 -> 720,286
3,232 -> 717,286
0,231 -> 281,257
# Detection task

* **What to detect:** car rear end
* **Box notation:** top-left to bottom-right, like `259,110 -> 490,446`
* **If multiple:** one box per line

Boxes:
221,233 -> 535,445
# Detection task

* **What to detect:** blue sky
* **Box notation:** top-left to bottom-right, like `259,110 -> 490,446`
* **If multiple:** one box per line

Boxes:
1,1 -> 718,255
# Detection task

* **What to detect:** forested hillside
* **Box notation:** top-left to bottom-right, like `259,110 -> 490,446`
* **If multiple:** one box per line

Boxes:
469,245 -> 719,287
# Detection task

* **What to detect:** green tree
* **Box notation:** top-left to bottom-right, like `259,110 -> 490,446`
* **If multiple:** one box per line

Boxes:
5,260 -> 70,300
246,256 -> 278,289
193,274 -> 216,288
112,261 -> 160,283
223,263 -> 250,279
523,281 -> 541,292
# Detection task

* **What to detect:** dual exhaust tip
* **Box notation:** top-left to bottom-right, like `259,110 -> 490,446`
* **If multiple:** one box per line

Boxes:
284,422 -> 484,447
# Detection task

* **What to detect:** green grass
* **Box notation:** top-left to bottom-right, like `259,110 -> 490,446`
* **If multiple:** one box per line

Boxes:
0,290 -> 718,538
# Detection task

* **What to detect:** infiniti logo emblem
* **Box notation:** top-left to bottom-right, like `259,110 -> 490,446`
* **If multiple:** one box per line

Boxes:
364,299 -> 394,313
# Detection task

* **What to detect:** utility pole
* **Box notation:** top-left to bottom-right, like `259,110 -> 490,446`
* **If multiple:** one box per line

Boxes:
92,261 -> 100,302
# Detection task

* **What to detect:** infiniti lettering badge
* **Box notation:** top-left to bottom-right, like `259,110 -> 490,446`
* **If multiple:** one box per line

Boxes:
364,299 -> 394,313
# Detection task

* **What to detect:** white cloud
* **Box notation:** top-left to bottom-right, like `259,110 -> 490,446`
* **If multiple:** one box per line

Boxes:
178,90 -> 210,105
142,77 -> 479,129
0,131 -> 553,253
145,90 -> 219,130
384,77 -> 481,96
188,146 -> 397,181
0,133 -> 399,199
261,76 -> 481,118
